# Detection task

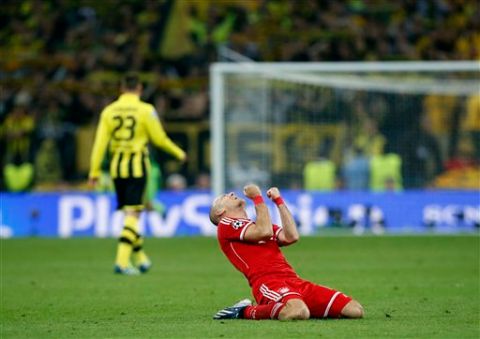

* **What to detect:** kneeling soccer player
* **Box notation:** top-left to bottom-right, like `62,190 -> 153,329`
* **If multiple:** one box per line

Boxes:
210,184 -> 364,320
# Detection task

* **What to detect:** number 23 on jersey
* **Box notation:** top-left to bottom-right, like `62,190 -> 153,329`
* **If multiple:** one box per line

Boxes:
112,115 -> 136,141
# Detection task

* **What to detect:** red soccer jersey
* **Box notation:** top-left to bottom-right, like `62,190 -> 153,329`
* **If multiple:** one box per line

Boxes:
217,216 -> 298,287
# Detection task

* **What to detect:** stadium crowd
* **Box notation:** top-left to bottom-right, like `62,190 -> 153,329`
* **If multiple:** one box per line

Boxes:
1,0 -> 479,191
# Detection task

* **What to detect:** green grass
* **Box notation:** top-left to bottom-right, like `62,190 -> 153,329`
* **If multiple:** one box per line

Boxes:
1,236 -> 479,338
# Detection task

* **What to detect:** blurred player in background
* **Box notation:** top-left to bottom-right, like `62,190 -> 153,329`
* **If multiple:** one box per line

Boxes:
89,73 -> 186,275
210,184 -> 363,320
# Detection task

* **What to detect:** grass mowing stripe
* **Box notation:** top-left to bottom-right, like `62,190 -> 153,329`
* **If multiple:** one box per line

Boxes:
2,236 -> 479,338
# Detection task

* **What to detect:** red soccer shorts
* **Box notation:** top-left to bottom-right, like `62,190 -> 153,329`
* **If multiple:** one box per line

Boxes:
252,277 -> 352,318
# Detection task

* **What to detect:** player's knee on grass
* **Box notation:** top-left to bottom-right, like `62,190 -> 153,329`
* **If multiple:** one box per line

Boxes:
278,299 -> 310,320
340,299 -> 364,318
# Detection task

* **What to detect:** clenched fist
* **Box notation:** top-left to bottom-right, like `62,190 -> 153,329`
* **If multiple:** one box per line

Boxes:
243,184 -> 262,199
266,187 -> 281,200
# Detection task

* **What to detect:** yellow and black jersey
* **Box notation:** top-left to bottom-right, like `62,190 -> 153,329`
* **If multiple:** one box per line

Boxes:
89,93 -> 186,179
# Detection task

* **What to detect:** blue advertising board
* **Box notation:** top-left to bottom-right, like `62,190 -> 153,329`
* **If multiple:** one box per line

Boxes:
0,190 -> 478,238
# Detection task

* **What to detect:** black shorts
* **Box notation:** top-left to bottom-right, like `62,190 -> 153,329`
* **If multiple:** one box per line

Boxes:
113,177 -> 146,210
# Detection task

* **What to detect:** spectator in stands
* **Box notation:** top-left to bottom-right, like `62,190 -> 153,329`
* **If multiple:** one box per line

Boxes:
433,136 -> 479,190
353,118 -> 386,157
195,171 -> 211,190
0,93 -> 35,191
304,138 -> 338,192
400,112 -> 443,188
34,102 -> 73,182
422,95 -> 458,161
445,137 -> 478,172
345,114 -> 403,191
1,94 -> 34,164
463,94 -> 480,160
166,173 -> 188,191
343,146 -> 370,191
34,139 -> 63,188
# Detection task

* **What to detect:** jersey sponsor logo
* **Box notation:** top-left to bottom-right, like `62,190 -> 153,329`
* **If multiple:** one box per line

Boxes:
231,220 -> 245,230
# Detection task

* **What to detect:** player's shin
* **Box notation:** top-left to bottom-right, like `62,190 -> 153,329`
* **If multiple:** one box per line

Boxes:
132,236 -> 151,272
115,214 -> 139,269
243,302 -> 285,320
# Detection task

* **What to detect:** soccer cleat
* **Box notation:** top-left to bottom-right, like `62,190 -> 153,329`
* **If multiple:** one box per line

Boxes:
114,265 -> 140,276
138,260 -> 152,274
213,299 -> 252,320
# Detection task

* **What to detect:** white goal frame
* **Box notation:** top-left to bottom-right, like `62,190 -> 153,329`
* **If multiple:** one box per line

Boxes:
209,61 -> 480,196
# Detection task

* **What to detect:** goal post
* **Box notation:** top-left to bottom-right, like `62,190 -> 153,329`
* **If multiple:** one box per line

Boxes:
210,61 -> 480,196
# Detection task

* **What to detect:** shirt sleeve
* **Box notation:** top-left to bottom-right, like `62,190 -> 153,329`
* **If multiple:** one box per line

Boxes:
89,111 -> 110,179
218,218 -> 254,241
273,224 -> 283,241
145,108 -> 186,161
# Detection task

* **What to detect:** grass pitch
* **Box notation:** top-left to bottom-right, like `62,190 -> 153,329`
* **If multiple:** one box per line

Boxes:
1,235 -> 479,338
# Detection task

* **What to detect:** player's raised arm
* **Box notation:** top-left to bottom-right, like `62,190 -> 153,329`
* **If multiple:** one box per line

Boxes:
267,187 -> 299,246
145,108 -> 186,162
243,184 -> 274,242
89,111 -> 110,182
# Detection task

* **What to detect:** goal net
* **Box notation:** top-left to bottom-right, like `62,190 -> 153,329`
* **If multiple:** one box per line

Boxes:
210,61 -> 480,195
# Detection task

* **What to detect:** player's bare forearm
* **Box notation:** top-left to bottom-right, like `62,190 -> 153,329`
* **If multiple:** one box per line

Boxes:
267,187 -> 299,245
88,177 -> 98,189
244,184 -> 273,241
277,204 -> 299,244
254,203 -> 274,239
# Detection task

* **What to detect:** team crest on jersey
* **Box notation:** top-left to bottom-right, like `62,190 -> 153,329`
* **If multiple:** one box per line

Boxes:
231,220 -> 245,229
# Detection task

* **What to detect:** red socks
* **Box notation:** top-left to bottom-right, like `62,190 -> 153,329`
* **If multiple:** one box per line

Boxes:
243,302 -> 285,320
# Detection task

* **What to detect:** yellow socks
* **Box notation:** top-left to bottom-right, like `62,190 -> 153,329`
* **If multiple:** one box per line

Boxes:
132,236 -> 150,266
115,214 -> 139,269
